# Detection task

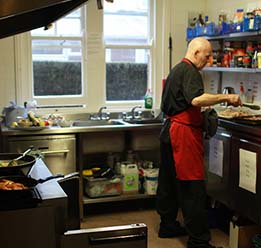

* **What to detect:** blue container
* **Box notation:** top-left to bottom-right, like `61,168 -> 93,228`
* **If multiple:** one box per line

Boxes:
221,22 -> 231,34
186,27 -> 195,40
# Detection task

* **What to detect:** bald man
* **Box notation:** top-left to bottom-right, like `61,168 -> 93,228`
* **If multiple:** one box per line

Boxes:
156,37 -> 241,248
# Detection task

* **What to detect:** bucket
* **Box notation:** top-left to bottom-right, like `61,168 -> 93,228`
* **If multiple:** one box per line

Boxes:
144,168 -> 159,195
120,163 -> 139,193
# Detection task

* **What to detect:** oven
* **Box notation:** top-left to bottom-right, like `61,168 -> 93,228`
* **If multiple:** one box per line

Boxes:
0,159 -> 148,248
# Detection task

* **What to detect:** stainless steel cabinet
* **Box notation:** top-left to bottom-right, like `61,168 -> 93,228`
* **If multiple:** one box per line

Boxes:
7,134 -> 76,175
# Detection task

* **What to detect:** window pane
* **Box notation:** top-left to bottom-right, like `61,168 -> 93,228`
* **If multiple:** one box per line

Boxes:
32,40 -> 82,96
32,40 -> 81,62
104,0 -> 149,45
31,9 -> 82,37
106,48 -> 149,101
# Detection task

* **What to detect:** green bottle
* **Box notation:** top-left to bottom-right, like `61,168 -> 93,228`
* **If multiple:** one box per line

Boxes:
144,89 -> 153,109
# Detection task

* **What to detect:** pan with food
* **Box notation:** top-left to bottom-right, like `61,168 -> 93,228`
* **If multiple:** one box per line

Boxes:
0,174 -> 64,199
0,153 -> 37,175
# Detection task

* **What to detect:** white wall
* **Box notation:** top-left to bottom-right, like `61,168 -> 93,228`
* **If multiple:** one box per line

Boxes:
170,0 -> 206,70
0,37 -> 16,108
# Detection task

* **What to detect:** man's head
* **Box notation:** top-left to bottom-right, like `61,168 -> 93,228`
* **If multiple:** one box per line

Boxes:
185,37 -> 212,70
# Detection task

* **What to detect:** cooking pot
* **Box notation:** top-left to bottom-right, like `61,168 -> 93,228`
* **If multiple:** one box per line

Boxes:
0,153 -> 37,176
2,101 -> 27,127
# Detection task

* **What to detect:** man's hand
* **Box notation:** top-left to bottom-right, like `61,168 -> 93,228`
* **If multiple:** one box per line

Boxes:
227,94 -> 242,107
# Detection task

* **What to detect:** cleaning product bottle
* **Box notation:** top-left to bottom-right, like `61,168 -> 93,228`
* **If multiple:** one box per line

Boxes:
144,88 -> 153,109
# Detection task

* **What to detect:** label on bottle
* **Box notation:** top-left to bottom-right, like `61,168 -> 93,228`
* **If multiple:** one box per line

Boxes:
145,97 -> 153,109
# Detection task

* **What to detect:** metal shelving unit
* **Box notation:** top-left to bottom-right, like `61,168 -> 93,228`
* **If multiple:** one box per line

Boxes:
83,193 -> 155,204
203,67 -> 258,73
201,31 -> 261,93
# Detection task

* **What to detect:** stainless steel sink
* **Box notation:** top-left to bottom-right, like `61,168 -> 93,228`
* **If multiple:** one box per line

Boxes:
72,119 -> 125,127
123,118 -> 163,124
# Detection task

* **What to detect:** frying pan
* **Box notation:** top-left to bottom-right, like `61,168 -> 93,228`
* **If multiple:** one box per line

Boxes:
0,174 -> 64,199
0,153 -> 37,175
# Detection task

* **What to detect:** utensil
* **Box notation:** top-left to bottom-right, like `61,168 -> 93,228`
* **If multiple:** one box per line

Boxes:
242,103 -> 260,110
7,148 -> 32,167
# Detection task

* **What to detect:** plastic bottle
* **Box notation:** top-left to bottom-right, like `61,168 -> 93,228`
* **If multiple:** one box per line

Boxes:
239,83 -> 245,102
144,88 -> 153,109
246,88 -> 253,103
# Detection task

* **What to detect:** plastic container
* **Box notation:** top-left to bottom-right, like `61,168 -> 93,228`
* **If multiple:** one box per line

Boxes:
144,168 -> 159,195
83,176 -> 122,198
120,163 -> 139,193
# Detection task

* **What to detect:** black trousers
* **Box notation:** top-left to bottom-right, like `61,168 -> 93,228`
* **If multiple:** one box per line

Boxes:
156,119 -> 179,223
156,119 -> 211,247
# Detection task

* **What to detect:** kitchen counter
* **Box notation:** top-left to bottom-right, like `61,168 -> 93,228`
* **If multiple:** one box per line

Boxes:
0,121 -> 163,136
218,118 -> 261,137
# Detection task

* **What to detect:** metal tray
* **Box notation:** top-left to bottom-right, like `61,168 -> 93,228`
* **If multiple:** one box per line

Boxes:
233,115 -> 261,126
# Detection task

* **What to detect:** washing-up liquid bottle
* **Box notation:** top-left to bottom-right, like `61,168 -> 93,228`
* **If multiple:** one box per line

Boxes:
144,88 -> 153,109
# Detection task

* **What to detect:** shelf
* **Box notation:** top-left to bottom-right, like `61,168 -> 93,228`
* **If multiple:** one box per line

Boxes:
204,31 -> 260,41
203,67 -> 258,73
83,193 -> 155,204
187,31 -> 261,42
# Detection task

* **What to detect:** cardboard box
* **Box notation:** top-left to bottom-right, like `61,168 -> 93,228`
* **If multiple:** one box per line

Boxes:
229,221 -> 261,248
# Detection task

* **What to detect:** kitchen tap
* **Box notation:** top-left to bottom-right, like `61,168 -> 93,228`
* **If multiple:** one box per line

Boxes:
98,106 -> 110,120
89,106 -> 110,120
131,105 -> 142,119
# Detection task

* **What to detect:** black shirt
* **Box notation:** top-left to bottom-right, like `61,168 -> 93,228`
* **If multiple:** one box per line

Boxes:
161,59 -> 204,116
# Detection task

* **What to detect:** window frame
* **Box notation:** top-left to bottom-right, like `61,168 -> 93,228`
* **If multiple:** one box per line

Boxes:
103,0 -> 155,110
14,0 -> 162,114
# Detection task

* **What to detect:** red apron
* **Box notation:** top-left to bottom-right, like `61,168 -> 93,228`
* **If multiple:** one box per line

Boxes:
169,106 -> 204,180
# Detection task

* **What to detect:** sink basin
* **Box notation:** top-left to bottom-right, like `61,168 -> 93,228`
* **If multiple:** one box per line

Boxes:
72,119 -> 125,127
123,118 -> 163,124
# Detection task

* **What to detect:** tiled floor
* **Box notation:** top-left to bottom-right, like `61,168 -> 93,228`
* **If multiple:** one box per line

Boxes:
81,209 -> 229,248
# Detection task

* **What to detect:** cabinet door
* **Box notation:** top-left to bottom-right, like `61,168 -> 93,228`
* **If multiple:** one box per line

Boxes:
7,135 -> 76,175
230,135 -> 261,224
206,128 -> 231,207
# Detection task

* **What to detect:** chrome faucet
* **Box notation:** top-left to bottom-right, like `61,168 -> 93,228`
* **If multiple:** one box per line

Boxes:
131,105 -> 142,119
90,106 -> 110,120
98,106 -> 110,120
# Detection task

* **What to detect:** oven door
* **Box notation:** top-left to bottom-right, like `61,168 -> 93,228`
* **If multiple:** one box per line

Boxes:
60,223 -> 147,248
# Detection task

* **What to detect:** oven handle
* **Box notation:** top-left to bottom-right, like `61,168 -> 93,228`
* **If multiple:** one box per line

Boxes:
40,149 -> 70,155
89,232 -> 146,245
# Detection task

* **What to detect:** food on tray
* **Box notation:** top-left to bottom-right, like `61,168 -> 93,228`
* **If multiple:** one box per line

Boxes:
10,111 -> 53,128
0,179 -> 28,190
0,160 -> 18,167
239,115 -> 261,120
218,108 -> 251,118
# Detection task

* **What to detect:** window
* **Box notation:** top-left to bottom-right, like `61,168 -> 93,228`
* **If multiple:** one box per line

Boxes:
15,0 -> 161,112
30,8 -> 86,106
104,0 -> 153,102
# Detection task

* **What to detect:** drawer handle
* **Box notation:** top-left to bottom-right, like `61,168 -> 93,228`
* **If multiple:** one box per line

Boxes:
220,132 -> 231,138
89,232 -> 146,245
41,149 -> 70,155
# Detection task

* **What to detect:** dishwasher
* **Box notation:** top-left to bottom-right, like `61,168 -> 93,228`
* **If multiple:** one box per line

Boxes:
6,134 -> 76,175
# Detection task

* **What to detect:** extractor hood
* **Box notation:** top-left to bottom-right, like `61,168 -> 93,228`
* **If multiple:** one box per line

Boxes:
0,0 -> 89,39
